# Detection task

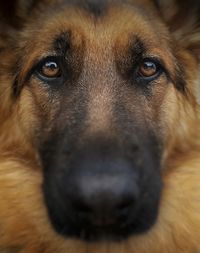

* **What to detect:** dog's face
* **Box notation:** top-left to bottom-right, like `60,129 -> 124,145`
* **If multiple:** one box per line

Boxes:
0,0 -> 200,249
18,1 -> 171,241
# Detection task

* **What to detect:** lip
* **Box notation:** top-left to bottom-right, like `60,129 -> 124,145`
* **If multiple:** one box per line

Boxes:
69,225 -> 133,242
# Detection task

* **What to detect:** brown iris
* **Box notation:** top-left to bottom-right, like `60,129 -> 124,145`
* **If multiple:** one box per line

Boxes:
41,61 -> 61,78
138,60 -> 158,78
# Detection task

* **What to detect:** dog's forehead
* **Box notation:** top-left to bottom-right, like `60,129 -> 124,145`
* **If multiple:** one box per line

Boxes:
37,0 -> 159,38
44,0 -> 155,18
65,0 -> 109,17
20,0 -> 172,75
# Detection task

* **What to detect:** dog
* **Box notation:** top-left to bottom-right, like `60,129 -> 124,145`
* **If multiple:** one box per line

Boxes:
0,0 -> 200,252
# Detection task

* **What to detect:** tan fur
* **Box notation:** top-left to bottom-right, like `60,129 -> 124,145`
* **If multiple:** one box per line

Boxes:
0,0 -> 200,252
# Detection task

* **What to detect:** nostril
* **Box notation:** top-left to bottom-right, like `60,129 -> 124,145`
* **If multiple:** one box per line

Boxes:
117,198 -> 134,214
73,200 -> 92,214
118,201 -> 132,210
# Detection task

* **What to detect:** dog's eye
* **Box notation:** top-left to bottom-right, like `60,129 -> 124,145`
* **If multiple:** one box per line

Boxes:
40,60 -> 61,78
137,59 -> 162,81
35,57 -> 63,81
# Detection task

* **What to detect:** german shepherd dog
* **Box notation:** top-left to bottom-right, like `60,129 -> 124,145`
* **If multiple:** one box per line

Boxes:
0,0 -> 200,252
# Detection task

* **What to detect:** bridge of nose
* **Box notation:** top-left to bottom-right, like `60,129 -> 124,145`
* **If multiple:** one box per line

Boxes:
81,37 -> 118,137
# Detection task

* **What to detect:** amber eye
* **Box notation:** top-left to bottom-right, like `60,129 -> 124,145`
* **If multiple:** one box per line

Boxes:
40,60 -> 61,78
138,60 -> 159,78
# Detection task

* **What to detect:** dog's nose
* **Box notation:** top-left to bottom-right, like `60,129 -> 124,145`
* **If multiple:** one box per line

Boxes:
67,157 -> 140,227
73,175 -> 138,227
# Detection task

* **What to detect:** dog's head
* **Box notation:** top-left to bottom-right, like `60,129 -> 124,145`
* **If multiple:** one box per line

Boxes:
0,0 -> 200,244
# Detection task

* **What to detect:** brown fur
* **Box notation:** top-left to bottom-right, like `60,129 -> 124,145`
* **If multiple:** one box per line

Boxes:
0,0 -> 200,252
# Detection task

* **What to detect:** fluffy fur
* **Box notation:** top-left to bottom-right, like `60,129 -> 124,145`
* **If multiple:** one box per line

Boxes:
0,0 -> 200,252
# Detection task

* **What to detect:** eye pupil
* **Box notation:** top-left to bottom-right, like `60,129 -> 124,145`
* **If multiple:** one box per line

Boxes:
139,61 -> 158,77
41,61 -> 61,78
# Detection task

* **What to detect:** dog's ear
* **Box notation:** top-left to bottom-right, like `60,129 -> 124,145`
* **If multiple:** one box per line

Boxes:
0,0 -> 36,28
155,0 -> 200,60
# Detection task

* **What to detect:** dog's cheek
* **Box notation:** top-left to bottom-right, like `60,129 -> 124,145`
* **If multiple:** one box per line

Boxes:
16,87 -> 47,144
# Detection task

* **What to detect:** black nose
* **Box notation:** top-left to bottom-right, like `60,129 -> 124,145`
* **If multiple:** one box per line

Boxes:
66,156 -> 140,228
44,142 -> 162,241
73,174 -> 138,227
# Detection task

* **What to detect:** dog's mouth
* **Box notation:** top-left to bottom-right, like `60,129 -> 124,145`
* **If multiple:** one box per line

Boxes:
48,201 -> 160,242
